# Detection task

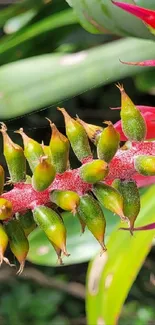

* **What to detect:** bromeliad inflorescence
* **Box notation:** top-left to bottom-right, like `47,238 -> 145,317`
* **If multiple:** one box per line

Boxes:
0,85 -> 155,274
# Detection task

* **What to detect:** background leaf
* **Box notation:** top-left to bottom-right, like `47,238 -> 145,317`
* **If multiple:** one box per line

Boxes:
0,37 -> 155,119
0,9 -> 77,59
135,70 -> 155,94
86,185 -> 155,325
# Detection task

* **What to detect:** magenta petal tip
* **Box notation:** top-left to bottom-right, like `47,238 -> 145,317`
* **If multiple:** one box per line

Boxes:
120,59 -> 155,67
112,1 -> 155,29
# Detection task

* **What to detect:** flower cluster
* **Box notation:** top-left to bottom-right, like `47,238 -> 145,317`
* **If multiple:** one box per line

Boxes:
0,85 -> 155,274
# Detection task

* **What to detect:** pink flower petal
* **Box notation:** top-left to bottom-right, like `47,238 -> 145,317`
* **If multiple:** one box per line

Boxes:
112,1 -> 155,28
133,174 -> 155,188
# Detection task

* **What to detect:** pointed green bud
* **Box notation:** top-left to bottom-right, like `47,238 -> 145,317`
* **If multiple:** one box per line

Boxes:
18,210 -> 36,237
79,159 -> 109,184
76,116 -> 103,145
4,219 -> 29,275
112,179 -> 140,233
42,142 -> 52,164
0,123 -> 26,183
58,107 -> 92,162
134,155 -> 155,176
47,119 -> 70,173
16,128 -> 44,172
93,182 -> 127,222
97,121 -> 120,162
52,242 -> 63,265
33,205 -> 69,257
117,84 -> 147,141
76,212 -> 86,234
0,198 -> 12,220
50,190 -> 80,214
0,165 -> 4,194
77,194 -> 106,251
0,223 -> 14,266
32,156 -> 56,192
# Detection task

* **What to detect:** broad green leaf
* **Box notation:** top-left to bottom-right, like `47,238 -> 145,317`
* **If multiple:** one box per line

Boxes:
66,0 -> 155,40
27,210 -> 119,266
0,37 -> 155,119
86,185 -> 155,325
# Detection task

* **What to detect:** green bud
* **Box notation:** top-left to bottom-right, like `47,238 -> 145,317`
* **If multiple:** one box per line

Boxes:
93,182 -> 126,221
117,84 -> 147,141
0,223 -> 14,266
42,142 -> 52,164
79,159 -> 109,184
32,156 -> 56,192
50,190 -> 80,214
4,219 -> 29,275
76,213 -> 86,234
134,155 -> 155,176
52,242 -> 63,265
0,198 -> 12,221
112,179 -> 140,233
76,116 -> 103,145
47,119 -> 70,173
58,107 -> 92,162
97,121 -> 120,162
77,194 -> 106,251
16,128 -> 44,172
1,123 -> 26,183
25,175 -> 32,184
18,210 -> 36,237
0,165 -> 4,194
33,205 -> 69,257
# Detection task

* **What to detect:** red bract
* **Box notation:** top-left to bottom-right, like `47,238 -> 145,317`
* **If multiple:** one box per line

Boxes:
114,111 -> 155,141
111,105 -> 155,113
112,1 -> 155,29
120,59 -> 155,67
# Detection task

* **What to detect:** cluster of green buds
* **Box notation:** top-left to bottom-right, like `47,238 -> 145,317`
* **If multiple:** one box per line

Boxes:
0,84 -> 155,274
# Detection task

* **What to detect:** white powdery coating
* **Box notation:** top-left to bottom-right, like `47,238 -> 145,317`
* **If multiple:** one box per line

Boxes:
60,52 -> 87,66
88,252 -> 108,295
107,141 -> 155,181
97,317 -> 105,325
104,273 -> 113,289
37,245 -> 50,255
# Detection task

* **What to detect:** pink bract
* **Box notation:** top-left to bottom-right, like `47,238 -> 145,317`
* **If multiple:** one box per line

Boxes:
112,1 -> 155,28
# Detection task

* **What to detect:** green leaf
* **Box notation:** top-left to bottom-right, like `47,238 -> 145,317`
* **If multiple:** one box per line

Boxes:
86,185 -> 155,325
0,37 -> 155,119
27,210 -> 119,266
66,0 -> 155,39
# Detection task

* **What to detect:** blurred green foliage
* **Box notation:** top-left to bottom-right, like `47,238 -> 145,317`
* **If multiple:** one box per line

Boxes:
0,0 -> 155,325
